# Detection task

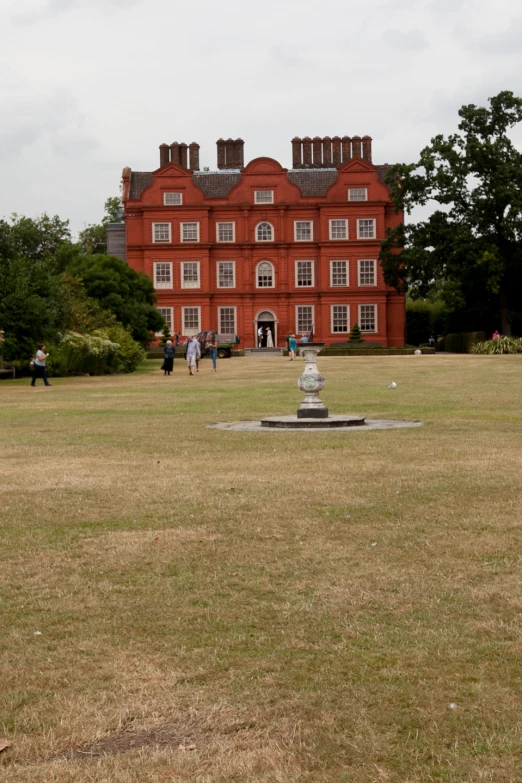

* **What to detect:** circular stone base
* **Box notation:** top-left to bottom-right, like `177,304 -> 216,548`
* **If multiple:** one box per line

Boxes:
262,415 -> 365,428
207,418 -> 423,432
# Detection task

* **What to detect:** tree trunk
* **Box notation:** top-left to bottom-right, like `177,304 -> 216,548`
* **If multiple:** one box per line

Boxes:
499,283 -> 511,336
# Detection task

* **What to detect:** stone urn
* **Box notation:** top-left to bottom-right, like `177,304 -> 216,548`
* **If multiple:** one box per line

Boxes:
297,343 -> 328,418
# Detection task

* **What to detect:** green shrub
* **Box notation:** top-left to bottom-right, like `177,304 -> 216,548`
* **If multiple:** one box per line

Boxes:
406,308 -> 431,346
471,336 -> 522,354
348,323 -> 363,343
96,325 -> 146,372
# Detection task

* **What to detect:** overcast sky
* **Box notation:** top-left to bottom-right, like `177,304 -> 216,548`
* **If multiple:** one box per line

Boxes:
1,0 -> 521,237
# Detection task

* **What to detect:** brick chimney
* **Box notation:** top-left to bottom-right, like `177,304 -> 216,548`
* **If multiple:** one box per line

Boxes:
216,139 -> 226,169
170,142 -> 180,165
341,136 -> 351,163
351,135 -> 362,158
292,137 -> 302,167
159,143 -> 169,168
189,142 -> 200,171
179,142 -> 188,168
331,136 -> 341,166
322,136 -> 332,166
302,137 -> 312,166
234,138 -> 245,169
362,135 -> 372,163
312,136 -> 322,166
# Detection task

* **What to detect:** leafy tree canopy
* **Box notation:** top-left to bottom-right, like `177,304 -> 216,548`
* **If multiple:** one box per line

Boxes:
64,252 -> 164,344
380,91 -> 522,334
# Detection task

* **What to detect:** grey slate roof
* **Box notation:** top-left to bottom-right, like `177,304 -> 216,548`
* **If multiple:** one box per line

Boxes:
192,171 -> 242,198
128,165 -> 392,201
129,172 -> 153,200
287,169 -> 339,197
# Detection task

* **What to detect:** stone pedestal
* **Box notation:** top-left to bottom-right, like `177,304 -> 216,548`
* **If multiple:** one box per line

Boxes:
297,344 -> 328,418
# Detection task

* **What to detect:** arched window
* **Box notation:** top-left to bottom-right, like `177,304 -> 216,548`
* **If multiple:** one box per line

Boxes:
256,222 -> 273,242
257,261 -> 274,288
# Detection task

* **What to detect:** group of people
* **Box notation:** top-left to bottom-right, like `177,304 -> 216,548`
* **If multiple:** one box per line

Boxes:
257,326 -> 274,347
161,333 -> 218,377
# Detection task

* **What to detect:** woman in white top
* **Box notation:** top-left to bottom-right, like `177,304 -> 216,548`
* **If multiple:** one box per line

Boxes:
30,343 -> 51,387
266,328 -> 274,348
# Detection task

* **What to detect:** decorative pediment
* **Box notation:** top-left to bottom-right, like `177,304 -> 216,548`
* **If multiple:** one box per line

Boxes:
336,158 -> 375,174
243,157 -> 287,174
153,163 -> 192,177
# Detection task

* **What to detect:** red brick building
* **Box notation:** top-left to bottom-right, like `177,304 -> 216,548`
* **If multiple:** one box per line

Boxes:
116,135 -> 404,347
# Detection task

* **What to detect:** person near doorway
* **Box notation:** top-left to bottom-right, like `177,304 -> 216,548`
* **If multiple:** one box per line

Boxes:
175,332 -> 180,346
288,334 -> 297,361
258,326 -> 264,347
266,327 -> 274,348
184,336 -> 200,376
30,343 -> 51,387
206,332 -> 218,372
161,340 -> 174,376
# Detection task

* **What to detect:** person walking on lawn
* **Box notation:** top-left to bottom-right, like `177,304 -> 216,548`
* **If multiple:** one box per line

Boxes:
161,340 -> 175,376
185,336 -> 200,376
30,344 -> 51,386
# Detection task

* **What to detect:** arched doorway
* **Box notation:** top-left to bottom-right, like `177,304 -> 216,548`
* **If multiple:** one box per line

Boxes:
255,309 -> 278,348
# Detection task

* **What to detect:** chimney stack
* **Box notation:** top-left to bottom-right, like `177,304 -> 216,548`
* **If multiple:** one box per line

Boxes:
159,143 -> 169,168
178,142 -> 188,168
302,137 -> 312,166
235,138 -> 245,169
332,136 -> 342,166
341,136 -> 351,163
351,136 -> 362,158
189,142 -> 200,171
170,142 -> 180,165
362,135 -> 372,163
312,136 -> 322,166
322,136 -> 332,166
292,137 -> 302,167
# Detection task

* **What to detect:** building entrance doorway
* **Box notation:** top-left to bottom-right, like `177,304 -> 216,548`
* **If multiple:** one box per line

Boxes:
255,310 -> 277,348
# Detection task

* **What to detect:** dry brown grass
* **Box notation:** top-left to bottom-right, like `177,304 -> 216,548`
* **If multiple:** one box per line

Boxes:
1,354 -> 522,781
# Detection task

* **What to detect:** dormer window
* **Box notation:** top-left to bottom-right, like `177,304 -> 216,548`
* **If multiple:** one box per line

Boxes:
163,192 -> 183,205
255,190 -> 274,204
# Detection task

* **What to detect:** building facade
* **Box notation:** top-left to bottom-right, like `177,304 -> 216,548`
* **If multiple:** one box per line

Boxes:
117,135 -> 404,347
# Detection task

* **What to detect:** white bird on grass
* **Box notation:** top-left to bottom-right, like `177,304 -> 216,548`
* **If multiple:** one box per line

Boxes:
388,381 -> 397,389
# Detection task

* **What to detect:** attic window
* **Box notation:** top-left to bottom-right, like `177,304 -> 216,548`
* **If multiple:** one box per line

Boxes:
348,188 -> 367,202
164,192 -> 183,205
255,190 -> 274,204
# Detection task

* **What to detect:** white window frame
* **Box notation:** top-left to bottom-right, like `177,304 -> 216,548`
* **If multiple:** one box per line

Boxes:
182,306 -> 201,336
331,304 -> 350,334
295,260 -> 314,288
357,219 -> 376,239
294,220 -> 313,242
156,307 -> 174,336
153,261 -> 173,290
181,261 -> 200,289
219,306 -> 237,334
296,305 -> 314,334
163,192 -> 183,206
329,219 -> 348,240
152,222 -> 171,243
217,261 -> 236,289
359,304 -> 378,333
180,221 -> 200,243
348,188 -> 368,202
216,221 -> 235,242
256,260 -> 275,288
255,190 -> 274,204
256,222 -> 274,242
358,259 -> 377,286
330,260 -> 349,287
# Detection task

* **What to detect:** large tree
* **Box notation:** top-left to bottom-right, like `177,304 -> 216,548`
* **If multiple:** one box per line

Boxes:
380,91 -> 522,335
64,253 -> 164,344
78,196 -> 123,254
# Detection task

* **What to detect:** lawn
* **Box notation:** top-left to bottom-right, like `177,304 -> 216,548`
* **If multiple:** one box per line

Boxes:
1,354 -> 521,782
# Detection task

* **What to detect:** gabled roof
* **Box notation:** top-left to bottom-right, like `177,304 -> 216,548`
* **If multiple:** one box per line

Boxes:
128,163 -> 393,201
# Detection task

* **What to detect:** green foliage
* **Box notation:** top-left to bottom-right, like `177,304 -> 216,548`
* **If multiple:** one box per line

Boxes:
159,322 -> 171,347
380,91 -> 522,335
441,331 -> 487,353
348,322 -> 363,343
471,336 -> 522,354
78,196 -> 123,254
64,253 -> 164,344
49,327 -> 144,376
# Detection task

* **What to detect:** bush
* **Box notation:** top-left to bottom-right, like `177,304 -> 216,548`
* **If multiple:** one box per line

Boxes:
442,331 -> 487,353
49,331 -> 120,376
471,336 -> 522,354
348,323 -> 363,343
406,308 -> 431,346
96,325 -> 146,372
